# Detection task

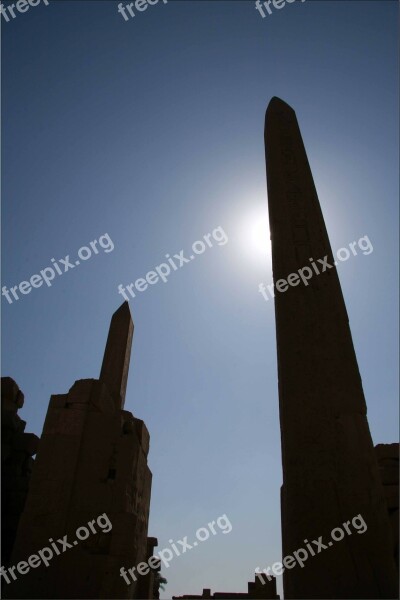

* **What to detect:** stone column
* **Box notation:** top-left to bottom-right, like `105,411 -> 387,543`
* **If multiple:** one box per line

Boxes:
100,301 -> 133,410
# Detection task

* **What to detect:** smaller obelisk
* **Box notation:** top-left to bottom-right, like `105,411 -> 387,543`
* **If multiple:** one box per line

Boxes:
100,301 -> 133,409
6,302 -> 152,600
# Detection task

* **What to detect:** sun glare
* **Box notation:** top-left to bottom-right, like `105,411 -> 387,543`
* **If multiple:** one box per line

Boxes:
240,208 -> 271,264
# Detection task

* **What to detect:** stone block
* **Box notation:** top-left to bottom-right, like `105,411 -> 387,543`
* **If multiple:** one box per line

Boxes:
12,432 -> 39,455
134,418 -> 150,456
49,394 -> 68,409
2,410 -> 26,432
43,406 -> 87,436
1,377 -> 24,410
375,443 -> 399,461
379,465 -> 399,485
383,485 -> 399,510
89,380 -> 116,414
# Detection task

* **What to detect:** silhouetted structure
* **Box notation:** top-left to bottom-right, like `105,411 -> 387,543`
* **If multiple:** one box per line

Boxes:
375,443 -> 399,566
1,378 -> 39,567
2,103 -> 399,600
264,97 -> 398,598
173,573 -> 279,599
136,537 -> 161,599
4,303 -> 155,599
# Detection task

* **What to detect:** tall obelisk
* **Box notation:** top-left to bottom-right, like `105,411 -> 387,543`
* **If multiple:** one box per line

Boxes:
264,97 -> 398,598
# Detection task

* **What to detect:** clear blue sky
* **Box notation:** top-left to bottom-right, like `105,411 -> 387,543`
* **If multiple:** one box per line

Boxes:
2,1 -> 398,597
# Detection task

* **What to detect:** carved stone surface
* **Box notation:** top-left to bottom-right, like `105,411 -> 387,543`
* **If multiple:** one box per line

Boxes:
264,97 -> 398,598
100,301 -> 133,410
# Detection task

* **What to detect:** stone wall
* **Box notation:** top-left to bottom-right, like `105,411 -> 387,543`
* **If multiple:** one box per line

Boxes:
5,378 -> 152,599
375,443 -> 399,568
172,573 -> 279,599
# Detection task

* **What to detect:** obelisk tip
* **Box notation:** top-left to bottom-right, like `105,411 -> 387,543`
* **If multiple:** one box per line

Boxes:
100,303 -> 134,409
266,96 -> 295,113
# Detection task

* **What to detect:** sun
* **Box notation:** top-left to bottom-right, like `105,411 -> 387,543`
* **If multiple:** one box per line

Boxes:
240,207 -> 271,264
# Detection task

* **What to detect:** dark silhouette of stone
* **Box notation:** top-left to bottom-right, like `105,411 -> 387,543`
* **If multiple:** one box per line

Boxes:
172,574 -> 279,599
100,300 -> 133,409
1,378 -> 39,567
5,304 -> 153,599
264,97 -> 398,598
136,537 -> 160,599
375,443 -> 399,567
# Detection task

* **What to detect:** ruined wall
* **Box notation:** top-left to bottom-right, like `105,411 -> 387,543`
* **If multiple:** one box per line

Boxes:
1,377 -> 39,567
172,574 -> 279,599
3,303 -> 154,599
5,378 -> 152,599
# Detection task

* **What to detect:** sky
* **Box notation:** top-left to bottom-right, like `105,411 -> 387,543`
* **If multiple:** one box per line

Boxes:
1,0 -> 399,597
